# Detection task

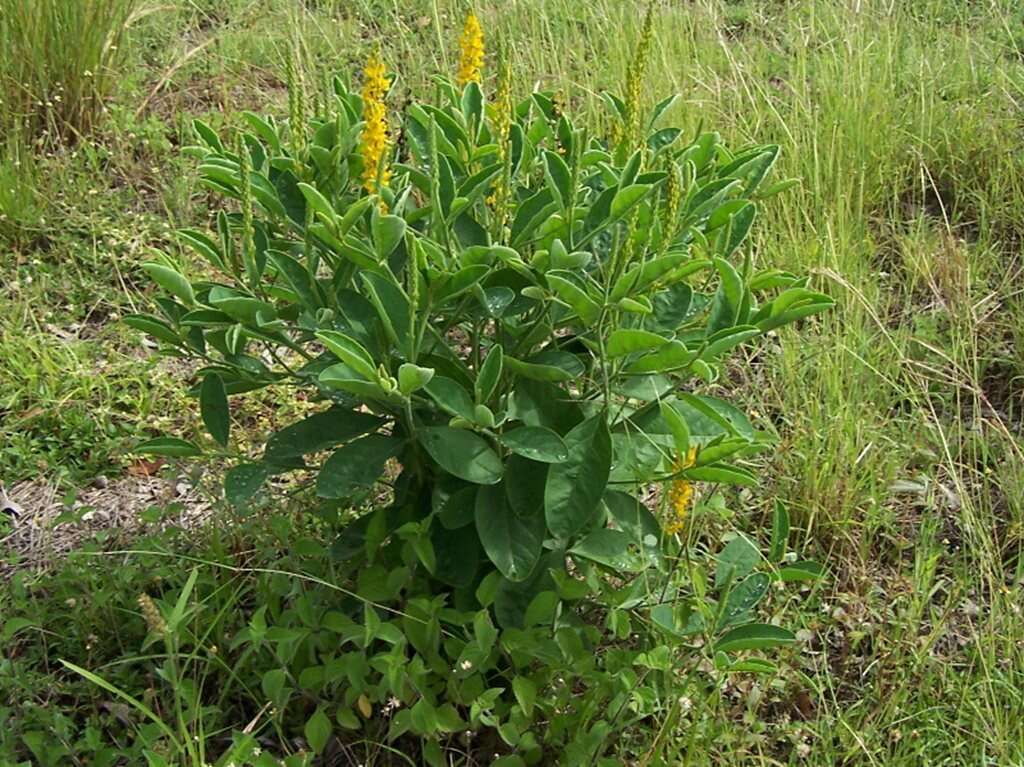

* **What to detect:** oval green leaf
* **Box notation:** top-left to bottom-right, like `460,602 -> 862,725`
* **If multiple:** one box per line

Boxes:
420,427 -> 503,485
500,426 -> 569,463
715,623 -> 796,654
475,483 -> 544,582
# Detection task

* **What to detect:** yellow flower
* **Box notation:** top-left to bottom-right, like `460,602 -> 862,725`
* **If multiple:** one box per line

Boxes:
664,446 -> 698,535
457,12 -> 485,86
360,51 -> 391,195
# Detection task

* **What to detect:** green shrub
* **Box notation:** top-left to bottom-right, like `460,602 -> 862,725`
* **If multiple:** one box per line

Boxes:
124,27 -> 833,762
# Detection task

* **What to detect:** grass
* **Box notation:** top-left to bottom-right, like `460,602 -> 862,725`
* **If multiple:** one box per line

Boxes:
0,0 -> 138,142
1,0 -> 1023,764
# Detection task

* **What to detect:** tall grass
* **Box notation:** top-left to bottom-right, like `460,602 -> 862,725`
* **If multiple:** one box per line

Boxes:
0,130 -> 40,244
0,0 -> 137,142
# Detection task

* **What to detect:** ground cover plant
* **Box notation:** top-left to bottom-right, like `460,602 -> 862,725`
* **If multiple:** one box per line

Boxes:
1,0 -> 1023,765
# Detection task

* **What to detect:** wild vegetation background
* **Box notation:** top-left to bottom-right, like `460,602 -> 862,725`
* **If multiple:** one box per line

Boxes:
1,0 -> 1022,764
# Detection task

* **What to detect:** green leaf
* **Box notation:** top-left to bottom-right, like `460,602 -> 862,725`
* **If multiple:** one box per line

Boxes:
316,331 -> 378,381
319,364 -> 391,402
420,427 -> 503,485
361,271 -> 410,353
505,455 -> 548,519
436,152 -> 456,217
124,314 -> 181,346
475,482 -> 544,582
142,262 -> 195,306
261,668 -> 289,706
177,229 -> 225,271
715,535 -> 760,588
692,437 -> 755,466
727,658 -> 779,674
476,285 -> 515,317
659,401 -> 691,457
610,184 -> 650,219
510,188 -> 555,245
500,426 -> 569,463
676,393 -> 755,440
461,81 -> 484,126
569,528 -> 645,572
192,118 -> 223,150
769,500 -> 789,562
334,233 -> 379,270
476,345 -> 503,404
476,570 -> 501,607
424,376 -> 476,420
265,408 -> 385,462
606,329 -> 670,357
492,757 -> 527,767
267,249 -> 321,311
684,463 -> 757,485
372,212 -> 407,258
509,379 -> 582,434
546,270 -> 600,323
1,617 -> 35,640
435,264 -> 489,303
458,164 -> 501,205
316,435 -> 402,498
475,403 -> 496,427
199,373 -> 230,446
305,707 -> 332,754
583,186 -> 614,233
436,483 -> 478,529
543,150 -> 572,209
715,624 -> 796,653
701,325 -> 761,360
135,437 -> 202,457
717,573 -> 770,629
708,257 -> 744,333
545,415 -> 612,539
604,490 -> 663,570
208,288 -> 277,325
778,561 -> 825,582
336,707 -> 361,730
512,677 -> 537,718
505,351 -> 585,382
398,363 -> 435,395
297,182 -> 336,227
752,288 -> 835,332
432,522 -> 481,587
625,340 -> 696,374
410,698 -> 439,736
494,550 -> 562,628
224,463 -> 269,507
722,201 -> 756,257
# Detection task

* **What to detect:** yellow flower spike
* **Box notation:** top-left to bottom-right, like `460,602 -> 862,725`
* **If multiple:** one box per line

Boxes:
664,446 -> 699,535
457,11 -> 485,86
360,50 -> 392,196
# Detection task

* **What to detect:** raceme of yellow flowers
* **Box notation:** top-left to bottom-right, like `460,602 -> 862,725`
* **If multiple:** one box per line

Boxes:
457,12 -> 485,86
665,447 -> 699,535
359,12 -> 484,196
360,50 -> 391,195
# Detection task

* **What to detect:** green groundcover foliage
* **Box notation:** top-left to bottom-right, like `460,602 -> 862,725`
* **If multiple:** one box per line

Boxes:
118,42 -> 832,764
